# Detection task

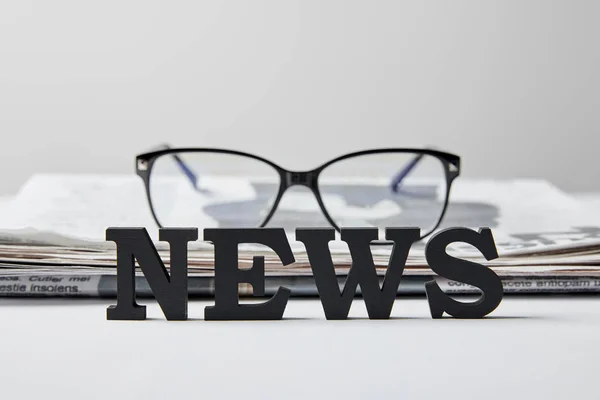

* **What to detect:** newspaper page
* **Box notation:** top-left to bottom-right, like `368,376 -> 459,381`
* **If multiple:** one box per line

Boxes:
1,174 -> 600,256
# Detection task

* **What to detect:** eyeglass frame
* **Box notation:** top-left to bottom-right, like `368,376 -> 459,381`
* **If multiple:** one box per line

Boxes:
135,147 -> 461,240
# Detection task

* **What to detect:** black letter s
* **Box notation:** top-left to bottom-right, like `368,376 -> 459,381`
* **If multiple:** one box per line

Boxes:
425,228 -> 503,318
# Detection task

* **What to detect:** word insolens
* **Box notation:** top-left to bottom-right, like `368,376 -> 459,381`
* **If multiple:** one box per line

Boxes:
106,227 -> 503,321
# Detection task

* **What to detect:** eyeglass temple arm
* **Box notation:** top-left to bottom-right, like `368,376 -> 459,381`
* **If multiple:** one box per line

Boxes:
148,144 -> 199,190
390,153 -> 424,193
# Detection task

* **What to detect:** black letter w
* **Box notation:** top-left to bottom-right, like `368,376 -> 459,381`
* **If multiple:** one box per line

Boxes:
297,228 -> 419,320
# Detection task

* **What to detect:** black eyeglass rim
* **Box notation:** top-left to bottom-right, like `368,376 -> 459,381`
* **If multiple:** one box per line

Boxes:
136,147 -> 461,240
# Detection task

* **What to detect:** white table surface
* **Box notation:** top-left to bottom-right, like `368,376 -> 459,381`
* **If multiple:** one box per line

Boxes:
1,297 -> 598,399
0,193 -> 599,399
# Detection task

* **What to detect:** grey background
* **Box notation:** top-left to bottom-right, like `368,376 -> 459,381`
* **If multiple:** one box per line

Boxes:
0,0 -> 598,195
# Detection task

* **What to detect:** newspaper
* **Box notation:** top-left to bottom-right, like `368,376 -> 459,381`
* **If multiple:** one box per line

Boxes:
1,273 -> 598,297
2,174 -> 600,251
0,174 -> 599,296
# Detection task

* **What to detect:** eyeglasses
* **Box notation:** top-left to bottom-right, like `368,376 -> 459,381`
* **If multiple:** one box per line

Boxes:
136,146 -> 460,240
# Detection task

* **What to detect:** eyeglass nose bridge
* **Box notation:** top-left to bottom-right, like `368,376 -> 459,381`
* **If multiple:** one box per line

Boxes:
284,170 -> 318,189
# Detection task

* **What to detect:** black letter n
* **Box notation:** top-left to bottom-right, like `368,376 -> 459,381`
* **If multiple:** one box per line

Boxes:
106,227 -> 198,321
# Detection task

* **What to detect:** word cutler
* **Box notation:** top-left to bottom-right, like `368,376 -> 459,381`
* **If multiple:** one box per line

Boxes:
105,227 -> 503,321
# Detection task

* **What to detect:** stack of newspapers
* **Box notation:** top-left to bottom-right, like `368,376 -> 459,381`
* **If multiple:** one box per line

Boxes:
0,174 -> 599,297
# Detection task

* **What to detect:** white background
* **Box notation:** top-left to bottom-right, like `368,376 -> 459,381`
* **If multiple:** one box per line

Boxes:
0,0 -> 598,195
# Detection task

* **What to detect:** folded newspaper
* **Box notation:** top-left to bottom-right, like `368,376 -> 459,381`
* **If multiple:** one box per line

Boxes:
0,174 -> 599,297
